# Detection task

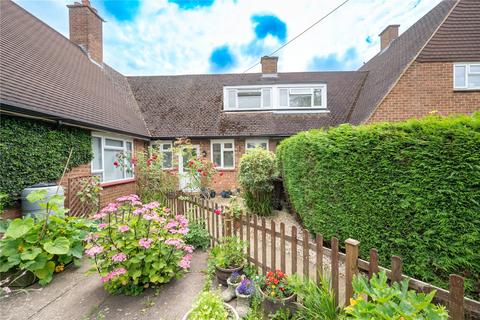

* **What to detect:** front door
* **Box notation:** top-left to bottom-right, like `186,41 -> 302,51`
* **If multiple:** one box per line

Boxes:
178,145 -> 200,191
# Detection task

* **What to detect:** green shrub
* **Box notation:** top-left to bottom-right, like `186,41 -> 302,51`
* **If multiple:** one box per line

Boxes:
188,291 -> 229,320
209,236 -> 246,268
346,271 -> 448,319
277,114 -> 480,296
238,148 -> 277,216
184,221 -> 210,250
0,116 -> 92,204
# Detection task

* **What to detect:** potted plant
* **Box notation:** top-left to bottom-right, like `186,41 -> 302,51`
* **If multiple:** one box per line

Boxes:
224,196 -> 243,229
182,291 -> 239,320
235,277 -> 255,317
221,271 -> 242,302
209,236 -> 246,285
260,270 -> 296,315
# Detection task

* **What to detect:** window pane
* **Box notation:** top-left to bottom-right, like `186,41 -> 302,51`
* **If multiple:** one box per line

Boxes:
162,144 -> 171,151
227,89 -> 236,109
290,94 -> 312,107
92,137 -> 102,171
163,151 -> 173,168
238,90 -> 261,108
454,65 -> 466,88
468,74 -> 480,88
260,143 -> 268,149
470,65 -> 480,73
313,89 -> 322,106
104,150 -> 125,181
290,88 -> 311,95
212,143 -> 221,166
224,143 -> 233,149
246,142 -> 256,149
224,150 -> 234,167
126,141 -> 132,152
105,138 -> 123,147
262,88 -> 271,107
279,89 -> 288,107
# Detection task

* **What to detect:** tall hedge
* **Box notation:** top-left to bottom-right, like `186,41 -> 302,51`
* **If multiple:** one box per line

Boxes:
277,114 -> 480,296
0,116 -> 93,204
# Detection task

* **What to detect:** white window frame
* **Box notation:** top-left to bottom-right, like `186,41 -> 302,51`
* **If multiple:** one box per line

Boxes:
91,133 -> 134,184
454,63 -> 480,90
223,84 -> 327,112
153,140 -> 173,169
210,139 -> 235,169
245,138 -> 269,151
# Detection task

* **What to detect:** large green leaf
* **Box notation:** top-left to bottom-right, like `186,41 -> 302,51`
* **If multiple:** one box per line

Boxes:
70,242 -> 84,259
43,237 -> 70,255
34,261 -> 55,285
20,247 -> 43,261
5,218 -> 34,239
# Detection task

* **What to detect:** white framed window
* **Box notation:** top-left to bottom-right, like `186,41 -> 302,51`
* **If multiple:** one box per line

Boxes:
153,141 -> 173,169
223,84 -> 327,111
454,63 -> 480,90
245,138 -> 269,151
91,133 -> 134,183
211,139 -> 235,169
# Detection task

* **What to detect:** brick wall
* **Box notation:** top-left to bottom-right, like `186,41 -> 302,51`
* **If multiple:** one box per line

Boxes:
368,61 -> 480,123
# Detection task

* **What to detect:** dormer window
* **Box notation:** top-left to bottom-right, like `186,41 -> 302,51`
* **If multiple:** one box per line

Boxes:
224,84 -> 326,112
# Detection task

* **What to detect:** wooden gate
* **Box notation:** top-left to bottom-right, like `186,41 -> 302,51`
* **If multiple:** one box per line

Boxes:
67,175 -> 100,218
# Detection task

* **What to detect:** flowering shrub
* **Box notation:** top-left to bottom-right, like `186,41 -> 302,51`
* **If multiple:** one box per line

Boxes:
237,278 -> 255,296
261,270 -> 293,299
85,194 -> 192,295
184,156 -> 219,193
345,271 -> 448,319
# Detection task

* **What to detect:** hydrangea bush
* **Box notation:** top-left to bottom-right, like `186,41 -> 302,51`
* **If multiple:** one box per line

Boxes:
85,194 -> 192,295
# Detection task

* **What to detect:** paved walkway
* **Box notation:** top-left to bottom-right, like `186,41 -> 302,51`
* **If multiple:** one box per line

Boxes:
0,251 -> 208,320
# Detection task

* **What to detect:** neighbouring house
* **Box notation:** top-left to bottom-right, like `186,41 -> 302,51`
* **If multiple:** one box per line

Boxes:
0,0 -> 479,209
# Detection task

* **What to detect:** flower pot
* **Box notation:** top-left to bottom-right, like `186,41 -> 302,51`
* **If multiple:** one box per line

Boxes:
221,275 -> 241,302
0,269 -> 37,288
182,302 -> 239,320
260,287 -> 297,315
235,287 -> 253,318
215,265 -> 243,286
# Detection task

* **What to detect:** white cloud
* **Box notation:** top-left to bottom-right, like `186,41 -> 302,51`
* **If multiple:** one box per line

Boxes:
14,0 -> 442,76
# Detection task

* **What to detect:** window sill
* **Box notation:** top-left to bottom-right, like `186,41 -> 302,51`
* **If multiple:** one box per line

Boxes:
101,178 -> 136,188
222,108 -> 329,114
453,88 -> 480,92
217,168 -> 236,172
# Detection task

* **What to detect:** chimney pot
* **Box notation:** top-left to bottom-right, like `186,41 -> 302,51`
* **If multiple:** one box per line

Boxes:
261,56 -> 278,77
379,24 -> 399,51
81,0 -> 90,6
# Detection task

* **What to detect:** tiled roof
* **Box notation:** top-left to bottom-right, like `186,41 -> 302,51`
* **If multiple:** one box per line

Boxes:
127,72 -> 367,138
0,0 -> 149,138
417,0 -> 480,62
349,0 -> 457,125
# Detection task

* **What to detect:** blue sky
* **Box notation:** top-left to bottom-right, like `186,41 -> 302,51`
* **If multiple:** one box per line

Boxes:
14,0 -> 442,75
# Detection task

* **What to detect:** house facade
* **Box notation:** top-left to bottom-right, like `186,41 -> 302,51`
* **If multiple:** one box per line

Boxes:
1,0 -> 479,209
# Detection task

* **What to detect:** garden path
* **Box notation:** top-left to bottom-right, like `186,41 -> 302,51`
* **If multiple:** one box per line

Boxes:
0,251 -> 208,320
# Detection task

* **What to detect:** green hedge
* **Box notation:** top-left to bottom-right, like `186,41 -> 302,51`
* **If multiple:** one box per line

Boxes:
0,116 -> 93,204
277,114 -> 480,296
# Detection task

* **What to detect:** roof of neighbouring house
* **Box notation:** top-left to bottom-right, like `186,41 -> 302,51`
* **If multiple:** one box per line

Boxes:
127,72 -> 367,138
0,0 -> 150,138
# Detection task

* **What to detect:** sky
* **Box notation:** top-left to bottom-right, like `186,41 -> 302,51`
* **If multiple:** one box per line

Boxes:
14,0 -> 442,76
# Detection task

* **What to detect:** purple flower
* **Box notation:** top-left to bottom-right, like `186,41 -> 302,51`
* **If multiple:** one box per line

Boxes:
139,238 -> 153,249
85,246 -> 103,256
98,223 -> 108,229
118,225 -> 129,233
111,252 -> 127,262
237,278 -> 255,296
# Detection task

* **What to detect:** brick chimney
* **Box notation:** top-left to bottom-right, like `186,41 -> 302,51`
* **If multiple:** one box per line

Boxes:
379,25 -> 399,51
261,56 -> 278,77
67,0 -> 105,65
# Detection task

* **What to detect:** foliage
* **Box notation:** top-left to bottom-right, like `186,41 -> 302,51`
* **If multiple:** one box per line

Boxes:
184,221 -> 210,250
0,190 -> 94,286
277,113 -> 480,296
209,236 -> 246,269
345,271 -> 448,319
132,147 -> 178,204
289,274 -> 343,320
238,148 -> 277,216
188,291 -> 228,320
224,195 -> 243,219
184,156 -> 219,192
0,193 -> 9,214
76,176 -> 103,216
271,309 -> 295,320
229,271 -> 242,284
85,195 -> 192,295
0,115 -> 92,205
261,270 -> 293,299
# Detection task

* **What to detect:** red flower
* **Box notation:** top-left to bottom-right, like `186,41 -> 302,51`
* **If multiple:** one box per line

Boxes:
197,169 -> 202,173
131,157 -> 138,165
267,271 -> 273,278
146,159 -> 152,166
113,161 -> 119,167
219,172 -> 224,177
151,154 -> 158,160
214,209 -> 222,216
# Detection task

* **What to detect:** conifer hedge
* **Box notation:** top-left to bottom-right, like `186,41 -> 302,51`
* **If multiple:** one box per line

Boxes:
0,116 -> 93,204
277,114 -> 480,296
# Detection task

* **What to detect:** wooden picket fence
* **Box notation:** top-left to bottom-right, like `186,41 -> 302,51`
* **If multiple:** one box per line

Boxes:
166,196 -> 480,320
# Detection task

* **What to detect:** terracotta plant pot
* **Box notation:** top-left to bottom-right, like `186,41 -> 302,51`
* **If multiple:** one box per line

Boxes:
215,265 -> 243,286
260,287 -> 297,315
182,302 -> 239,320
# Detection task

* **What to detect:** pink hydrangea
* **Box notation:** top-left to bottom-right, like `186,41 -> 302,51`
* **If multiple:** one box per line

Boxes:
101,267 -> 127,283
84,233 -> 99,242
183,245 -> 194,254
85,246 -> 103,256
165,238 -> 184,249
118,225 -> 129,232
143,213 -> 155,221
176,215 -> 189,228
143,201 -> 160,210
165,220 -> 178,229
164,207 -> 171,213
139,238 -> 153,249
133,207 -> 147,215
92,211 -> 107,220
112,252 -> 127,262
100,202 -> 119,214
179,254 -> 192,269
177,227 -> 189,235
98,223 -> 108,229
116,194 -> 140,203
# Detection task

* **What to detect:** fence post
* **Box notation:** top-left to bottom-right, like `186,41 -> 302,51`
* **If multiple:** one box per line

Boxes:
449,274 -> 464,320
345,238 -> 360,305
177,197 -> 185,215
391,256 -> 402,284
369,249 -> 380,279
331,237 -> 339,307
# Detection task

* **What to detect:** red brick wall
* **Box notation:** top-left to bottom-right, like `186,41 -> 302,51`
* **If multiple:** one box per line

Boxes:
368,61 -> 480,123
